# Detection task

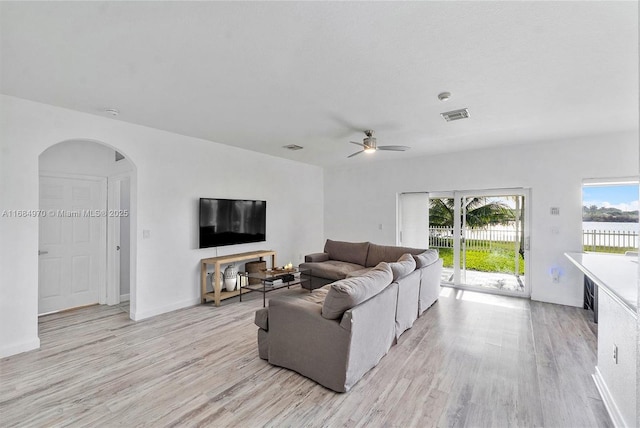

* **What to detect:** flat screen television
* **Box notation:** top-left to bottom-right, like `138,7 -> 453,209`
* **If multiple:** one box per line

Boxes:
199,198 -> 266,248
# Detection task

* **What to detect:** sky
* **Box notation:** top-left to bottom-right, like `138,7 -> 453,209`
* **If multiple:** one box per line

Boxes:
582,184 -> 639,212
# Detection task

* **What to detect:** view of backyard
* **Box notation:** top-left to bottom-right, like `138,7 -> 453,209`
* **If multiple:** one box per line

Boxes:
429,194 -> 526,292
428,186 -> 638,293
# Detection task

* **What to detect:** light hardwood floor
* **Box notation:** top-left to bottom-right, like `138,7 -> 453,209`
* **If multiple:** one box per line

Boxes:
1,288 -> 611,427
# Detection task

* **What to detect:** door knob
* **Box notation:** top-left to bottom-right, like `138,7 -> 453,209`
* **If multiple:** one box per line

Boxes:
38,250 -> 49,255
116,246 -> 121,251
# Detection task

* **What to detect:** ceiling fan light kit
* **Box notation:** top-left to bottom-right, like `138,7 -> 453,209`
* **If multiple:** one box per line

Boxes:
438,91 -> 451,101
347,130 -> 410,158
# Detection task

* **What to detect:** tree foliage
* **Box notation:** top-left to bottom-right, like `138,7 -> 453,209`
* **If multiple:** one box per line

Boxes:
430,197 -> 516,228
582,205 -> 638,222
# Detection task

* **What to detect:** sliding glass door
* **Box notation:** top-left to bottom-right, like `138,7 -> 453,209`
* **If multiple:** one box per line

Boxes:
429,189 -> 530,297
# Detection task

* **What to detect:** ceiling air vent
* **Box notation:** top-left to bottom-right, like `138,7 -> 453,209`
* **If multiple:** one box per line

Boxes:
283,144 -> 304,151
441,108 -> 470,122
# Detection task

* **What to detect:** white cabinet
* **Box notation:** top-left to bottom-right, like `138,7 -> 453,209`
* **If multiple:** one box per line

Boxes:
565,252 -> 637,428
593,290 -> 636,427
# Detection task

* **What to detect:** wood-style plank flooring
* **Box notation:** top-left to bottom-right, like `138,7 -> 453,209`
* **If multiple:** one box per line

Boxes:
0,287 -> 611,427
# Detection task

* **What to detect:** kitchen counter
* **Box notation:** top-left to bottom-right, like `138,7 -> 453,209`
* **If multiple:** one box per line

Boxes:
565,252 -> 638,317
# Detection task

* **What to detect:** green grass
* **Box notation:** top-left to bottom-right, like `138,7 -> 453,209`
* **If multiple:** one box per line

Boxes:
433,238 -> 634,276
437,247 -> 525,275
582,245 -> 635,254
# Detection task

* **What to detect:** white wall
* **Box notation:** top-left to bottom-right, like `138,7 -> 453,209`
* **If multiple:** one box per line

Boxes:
0,95 -> 324,357
323,133 -> 638,307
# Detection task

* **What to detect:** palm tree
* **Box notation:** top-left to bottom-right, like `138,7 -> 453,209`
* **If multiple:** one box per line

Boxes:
429,197 -> 515,228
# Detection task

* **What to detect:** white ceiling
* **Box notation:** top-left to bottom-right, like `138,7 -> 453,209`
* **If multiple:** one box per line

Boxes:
1,1 -> 638,167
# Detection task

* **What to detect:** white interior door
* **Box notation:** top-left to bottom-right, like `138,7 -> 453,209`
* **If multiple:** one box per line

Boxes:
39,175 -> 107,314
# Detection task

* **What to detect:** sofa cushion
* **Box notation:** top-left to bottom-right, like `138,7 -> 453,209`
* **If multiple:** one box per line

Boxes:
300,260 -> 365,281
365,243 -> 425,267
346,267 -> 374,278
322,262 -> 393,320
413,249 -> 440,268
388,253 -> 417,281
324,239 -> 370,266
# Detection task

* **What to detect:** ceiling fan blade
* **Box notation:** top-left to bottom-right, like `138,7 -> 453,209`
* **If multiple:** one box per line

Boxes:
377,145 -> 410,152
349,141 -> 366,148
347,150 -> 364,158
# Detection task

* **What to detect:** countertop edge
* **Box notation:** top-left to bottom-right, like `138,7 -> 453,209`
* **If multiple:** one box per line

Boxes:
564,252 -> 638,319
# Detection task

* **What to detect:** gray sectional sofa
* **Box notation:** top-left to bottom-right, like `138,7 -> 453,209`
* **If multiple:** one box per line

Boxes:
254,240 -> 442,392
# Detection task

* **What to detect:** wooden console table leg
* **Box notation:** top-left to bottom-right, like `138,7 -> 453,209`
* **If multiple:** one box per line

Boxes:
214,262 -> 222,307
201,262 -> 207,304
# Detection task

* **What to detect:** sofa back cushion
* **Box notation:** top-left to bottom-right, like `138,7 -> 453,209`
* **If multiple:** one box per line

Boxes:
324,239 -> 370,267
365,243 -> 425,267
413,249 -> 440,268
321,262 -> 393,320
388,253 -> 417,281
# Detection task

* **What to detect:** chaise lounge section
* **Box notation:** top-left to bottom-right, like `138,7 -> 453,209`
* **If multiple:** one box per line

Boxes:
300,239 -> 427,286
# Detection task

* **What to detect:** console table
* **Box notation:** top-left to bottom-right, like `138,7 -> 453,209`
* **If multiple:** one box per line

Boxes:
201,250 -> 277,306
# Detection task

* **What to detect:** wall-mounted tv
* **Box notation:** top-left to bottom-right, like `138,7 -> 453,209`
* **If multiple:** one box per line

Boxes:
199,198 -> 266,248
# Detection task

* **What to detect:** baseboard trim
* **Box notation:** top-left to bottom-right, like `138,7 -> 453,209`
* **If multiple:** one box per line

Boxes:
120,293 -> 130,302
130,297 -> 200,321
593,366 -> 626,428
0,337 -> 41,359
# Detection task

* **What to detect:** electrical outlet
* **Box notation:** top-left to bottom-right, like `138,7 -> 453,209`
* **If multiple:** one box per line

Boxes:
613,344 -> 618,364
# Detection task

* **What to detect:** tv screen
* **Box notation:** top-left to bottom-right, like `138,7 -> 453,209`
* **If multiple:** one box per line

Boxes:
199,198 -> 266,248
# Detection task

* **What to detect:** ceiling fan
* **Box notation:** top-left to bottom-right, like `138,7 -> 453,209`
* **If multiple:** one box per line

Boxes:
348,130 -> 410,158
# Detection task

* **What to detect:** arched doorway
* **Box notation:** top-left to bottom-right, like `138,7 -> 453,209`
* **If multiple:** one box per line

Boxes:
38,139 -> 137,317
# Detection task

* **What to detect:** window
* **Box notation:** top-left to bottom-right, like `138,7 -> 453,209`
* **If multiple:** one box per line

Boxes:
582,179 -> 639,253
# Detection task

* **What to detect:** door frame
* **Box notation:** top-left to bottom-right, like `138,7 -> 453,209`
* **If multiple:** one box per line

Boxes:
106,172 -> 133,306
431,187 -> 532,298
38,172 -> 108,312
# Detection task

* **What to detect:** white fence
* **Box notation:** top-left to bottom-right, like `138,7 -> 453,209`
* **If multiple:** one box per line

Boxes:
429,226 -> 520,251
430,226 -> 639,253
582,229 -> 638,251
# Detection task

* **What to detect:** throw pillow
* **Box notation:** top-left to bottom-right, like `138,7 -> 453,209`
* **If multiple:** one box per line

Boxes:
321,262 -> 393,320
413,249 -> 439,268
388,253 -> 417,281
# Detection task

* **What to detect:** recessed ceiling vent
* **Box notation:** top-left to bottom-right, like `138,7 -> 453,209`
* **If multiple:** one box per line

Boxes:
441,108 -> 470,122
283,144 -> 304,151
